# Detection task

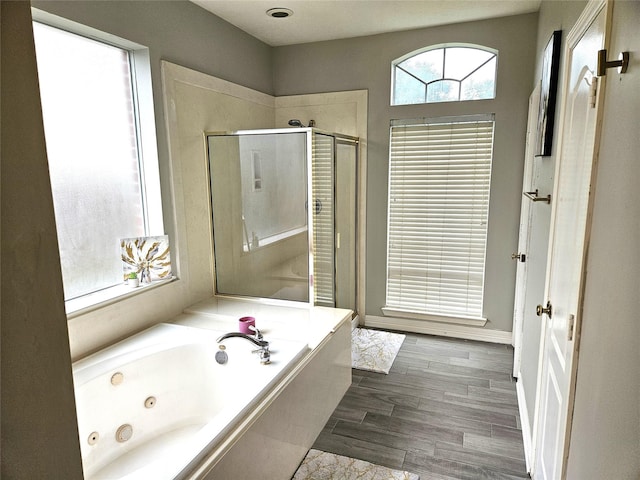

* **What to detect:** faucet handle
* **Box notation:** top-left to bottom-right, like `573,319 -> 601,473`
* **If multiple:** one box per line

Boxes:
248,325 -> 263,340
252,346 -> 270,364
258,347 -> 270,365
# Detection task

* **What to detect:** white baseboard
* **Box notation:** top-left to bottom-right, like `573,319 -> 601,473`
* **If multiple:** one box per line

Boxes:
516,373 -> 533,474
365,315 -> 513,344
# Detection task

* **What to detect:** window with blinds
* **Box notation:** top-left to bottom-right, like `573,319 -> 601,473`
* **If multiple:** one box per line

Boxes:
385,115 -> 494,321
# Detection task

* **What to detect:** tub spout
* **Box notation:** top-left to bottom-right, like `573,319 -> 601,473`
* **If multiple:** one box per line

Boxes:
216,333 -> 271,364
216,332 -> 268,347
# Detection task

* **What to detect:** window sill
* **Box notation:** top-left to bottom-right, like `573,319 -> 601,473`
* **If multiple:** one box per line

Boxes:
66,277 -> 176,319
381,307 -> 487,327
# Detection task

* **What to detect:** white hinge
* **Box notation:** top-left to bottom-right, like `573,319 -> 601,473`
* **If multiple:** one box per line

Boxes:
589,76 -> 598,108
568,314 -> 576,341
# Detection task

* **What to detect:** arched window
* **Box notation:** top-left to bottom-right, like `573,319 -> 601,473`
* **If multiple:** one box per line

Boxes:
392,44 -> 497,105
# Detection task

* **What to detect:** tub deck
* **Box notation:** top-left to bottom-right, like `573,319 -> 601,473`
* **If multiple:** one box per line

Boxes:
72,297 -> 352,480
73,323 -> 309,479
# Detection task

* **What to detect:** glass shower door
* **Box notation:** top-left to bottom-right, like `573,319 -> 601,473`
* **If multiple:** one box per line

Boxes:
208,131 -> 310,303
207,128 -> 358,314
312,132 -> 335,307
312,132 -> 358,311
335,140 -> 357,312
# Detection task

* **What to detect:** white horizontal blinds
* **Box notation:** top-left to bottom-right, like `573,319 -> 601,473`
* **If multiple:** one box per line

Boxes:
386,116 -> 494,319
312,133 -> 335,307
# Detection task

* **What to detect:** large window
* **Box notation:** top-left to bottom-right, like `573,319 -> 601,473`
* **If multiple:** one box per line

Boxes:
392,45 -> 497,105
33,18 -> 163,308
384,116 -> 494,321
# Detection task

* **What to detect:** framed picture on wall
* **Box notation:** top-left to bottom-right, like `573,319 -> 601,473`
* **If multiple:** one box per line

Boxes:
535,30 -> 562,157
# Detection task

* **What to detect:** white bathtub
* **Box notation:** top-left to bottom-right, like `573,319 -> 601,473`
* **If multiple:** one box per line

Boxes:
72,323 -> 309,480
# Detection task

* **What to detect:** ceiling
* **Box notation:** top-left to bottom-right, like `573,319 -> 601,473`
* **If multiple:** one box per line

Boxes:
191,0 -> 541,47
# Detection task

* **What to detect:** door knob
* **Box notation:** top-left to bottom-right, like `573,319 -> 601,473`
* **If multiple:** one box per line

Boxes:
536,301 -> 552,318
511,253 -> 526,262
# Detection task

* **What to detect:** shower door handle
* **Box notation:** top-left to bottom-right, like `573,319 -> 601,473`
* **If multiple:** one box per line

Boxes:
305,199 -> 323,214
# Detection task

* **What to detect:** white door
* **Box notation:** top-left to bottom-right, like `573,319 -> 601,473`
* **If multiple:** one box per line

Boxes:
512,83 -> 541,378
532,1 -> 609,479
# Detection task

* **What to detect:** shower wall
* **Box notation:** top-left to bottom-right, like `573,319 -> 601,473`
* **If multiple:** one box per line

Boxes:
164,63 -> 276,305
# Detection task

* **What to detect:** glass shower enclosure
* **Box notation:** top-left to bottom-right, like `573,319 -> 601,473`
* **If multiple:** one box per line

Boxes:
206,128 -> 358,312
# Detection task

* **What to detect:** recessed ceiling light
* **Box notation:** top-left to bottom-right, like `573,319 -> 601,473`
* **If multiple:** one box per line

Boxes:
266,7 -> 293,18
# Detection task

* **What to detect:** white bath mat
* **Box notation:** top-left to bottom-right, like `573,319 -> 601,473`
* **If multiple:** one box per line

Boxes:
293,449 -> 419,480
351,328 -> 405,374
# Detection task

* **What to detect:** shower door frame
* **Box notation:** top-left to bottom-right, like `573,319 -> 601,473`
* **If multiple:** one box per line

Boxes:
312,130 -> 360,314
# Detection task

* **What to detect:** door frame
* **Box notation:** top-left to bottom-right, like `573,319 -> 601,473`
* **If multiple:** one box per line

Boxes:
513,82 -> 544,472
512,82 -> 541,379
530,0 -> 612,477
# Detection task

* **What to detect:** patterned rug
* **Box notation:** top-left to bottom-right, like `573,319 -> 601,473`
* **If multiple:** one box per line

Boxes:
292,449 -> 419,480
351,328 -> 405,374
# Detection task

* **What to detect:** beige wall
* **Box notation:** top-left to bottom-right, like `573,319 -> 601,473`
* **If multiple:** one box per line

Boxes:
0,2 -> 83,477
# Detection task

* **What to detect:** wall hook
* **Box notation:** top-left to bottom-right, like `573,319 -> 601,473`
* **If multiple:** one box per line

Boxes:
523,189 -> 552,204
597,49 -> 629,76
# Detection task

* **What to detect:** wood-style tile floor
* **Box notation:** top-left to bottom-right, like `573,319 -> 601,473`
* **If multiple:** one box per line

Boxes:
311,332 -> 530,479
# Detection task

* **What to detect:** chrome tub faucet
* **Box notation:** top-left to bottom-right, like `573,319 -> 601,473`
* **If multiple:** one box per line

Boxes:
216,332 -> 270,364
